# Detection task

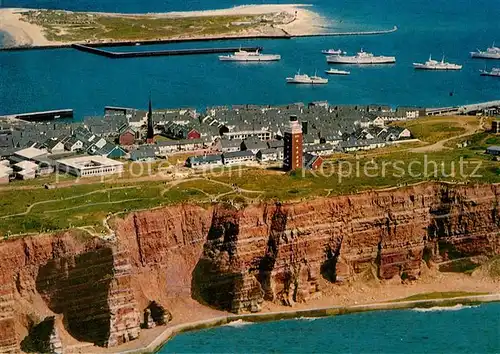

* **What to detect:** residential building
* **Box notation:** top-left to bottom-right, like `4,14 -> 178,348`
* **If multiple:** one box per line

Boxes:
486,146 -> 500,156
185,154 -> 223,168
303,153 -> 323,170
13,147 -> 47,161
130,146 -> 156,162
156,139 -> 204,155
304,144 -> 335,156
256,148 -> 279,162
241,138 -> 268,154
118,125 -> 137,145
219,139 -> 242,153
44,137 -> 65,154
223,150 -> 255,165
0,164 -> 12,184
57,156 -> 124,177
283,116 -> 303,171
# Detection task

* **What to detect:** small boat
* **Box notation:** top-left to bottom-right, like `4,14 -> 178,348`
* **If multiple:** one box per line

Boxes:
219,48 -> 281,62
286,71 -> 328,84
480,67 -> 500,77
413,55 -> 462,70
325,68 -> 350,75
321,49 -> 346,55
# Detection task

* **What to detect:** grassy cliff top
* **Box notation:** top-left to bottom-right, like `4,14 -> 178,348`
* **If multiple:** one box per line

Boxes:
0,115 -> 498,237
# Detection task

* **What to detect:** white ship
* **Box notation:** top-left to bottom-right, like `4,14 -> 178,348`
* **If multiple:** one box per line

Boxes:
326,49 -> 396,64
470,44 -> 500,60
413,55 -> 462,70
325,68 -> 350,75
321,49 -> 346,55
218,49 -> 281,62
286,71 -> 328,84
480,68 -> 500,77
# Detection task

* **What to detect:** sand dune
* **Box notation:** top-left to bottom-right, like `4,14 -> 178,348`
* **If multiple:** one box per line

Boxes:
0,4 -> 327,47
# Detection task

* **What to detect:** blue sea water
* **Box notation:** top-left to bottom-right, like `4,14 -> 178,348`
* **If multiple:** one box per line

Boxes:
0,0 -> 499,119
162,303 -> 500,353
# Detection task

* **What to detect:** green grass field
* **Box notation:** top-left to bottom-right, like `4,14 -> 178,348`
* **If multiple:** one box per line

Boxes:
21,10 -> 271,42
393,115 -> 478,144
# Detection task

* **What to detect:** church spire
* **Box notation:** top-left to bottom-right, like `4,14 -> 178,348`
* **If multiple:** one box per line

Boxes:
146,93 -> 154,143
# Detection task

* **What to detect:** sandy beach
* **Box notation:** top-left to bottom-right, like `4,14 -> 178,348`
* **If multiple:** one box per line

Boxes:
0,4 -> 327,48
76,267 -> 499,353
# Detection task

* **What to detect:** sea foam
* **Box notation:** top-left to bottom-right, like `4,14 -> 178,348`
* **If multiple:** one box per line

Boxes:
224,319 -> 253,327
412,304 -> 478,312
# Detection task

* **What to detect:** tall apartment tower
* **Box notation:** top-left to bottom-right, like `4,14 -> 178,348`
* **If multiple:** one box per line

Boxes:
283,115 -> 303,171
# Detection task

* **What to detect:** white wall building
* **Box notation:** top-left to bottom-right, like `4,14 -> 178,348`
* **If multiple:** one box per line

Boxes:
57,156 -> 124,177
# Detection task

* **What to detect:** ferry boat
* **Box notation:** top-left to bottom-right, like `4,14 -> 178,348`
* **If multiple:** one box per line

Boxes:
219,49 -> 281,62
325,68 -> 350,75
286,71 -> 328,84
413,55 -> 462,70
470,44 -> 500,60
326,49 -> 396,64
321,49 -> 346,55
480,68 -> 500,77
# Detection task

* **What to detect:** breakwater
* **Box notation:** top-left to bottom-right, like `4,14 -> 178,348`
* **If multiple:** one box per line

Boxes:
8,109 -> 73,122
71,44 -> 264,58
291,25 -> 398,37
0,26 -> 398,52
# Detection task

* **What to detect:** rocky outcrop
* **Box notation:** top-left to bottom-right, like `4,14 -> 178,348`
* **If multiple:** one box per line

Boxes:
20,316 -> 62,354
0,183 -> 498,351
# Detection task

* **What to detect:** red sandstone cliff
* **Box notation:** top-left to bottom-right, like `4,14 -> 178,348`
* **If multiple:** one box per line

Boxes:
0,183 -> 498,352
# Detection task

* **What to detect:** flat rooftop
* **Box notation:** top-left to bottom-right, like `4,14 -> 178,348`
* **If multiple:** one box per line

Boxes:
57,155 -> 123,169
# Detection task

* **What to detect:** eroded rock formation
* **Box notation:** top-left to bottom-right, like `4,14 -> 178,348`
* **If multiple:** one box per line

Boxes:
0,183 -> 498,351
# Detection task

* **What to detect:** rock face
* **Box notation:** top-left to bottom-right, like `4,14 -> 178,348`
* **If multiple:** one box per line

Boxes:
0,183 -> 498,351
0,233 -> 141,352
20,316 -> 62,354
191,183 -> 500,312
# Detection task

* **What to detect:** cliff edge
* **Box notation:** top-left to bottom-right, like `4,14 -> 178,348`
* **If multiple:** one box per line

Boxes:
0,182 -> 498,352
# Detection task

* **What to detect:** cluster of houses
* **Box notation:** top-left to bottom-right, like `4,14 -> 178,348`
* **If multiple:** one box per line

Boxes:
0,101 -> 419,182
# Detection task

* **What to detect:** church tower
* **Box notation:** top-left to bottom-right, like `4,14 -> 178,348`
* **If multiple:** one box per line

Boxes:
146,95 -> 154,144
283,115 -> 303,171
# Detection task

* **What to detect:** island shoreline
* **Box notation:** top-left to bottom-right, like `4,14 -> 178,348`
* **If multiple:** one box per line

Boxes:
0,4 -> 325,48
122,294 -> 500,354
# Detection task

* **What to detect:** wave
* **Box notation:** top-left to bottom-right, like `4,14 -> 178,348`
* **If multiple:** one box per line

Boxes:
224,319 -> 253,327
412,304 -> 478,312
297,316 -> 321,321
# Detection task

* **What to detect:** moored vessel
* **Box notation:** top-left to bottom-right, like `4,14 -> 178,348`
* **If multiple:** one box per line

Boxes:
219,49 -> 281,62
413,55 -> 462,70
321,49 -> 346,55
470,44 -> 500,60
325,68 -> 350,75
480,68 -> 500,77
326,49 -> 396,64
286,71 -> 328,84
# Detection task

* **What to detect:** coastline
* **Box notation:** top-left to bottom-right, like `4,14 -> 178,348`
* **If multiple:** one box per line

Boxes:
123,294 -> 500,354
0,4 -> 327,48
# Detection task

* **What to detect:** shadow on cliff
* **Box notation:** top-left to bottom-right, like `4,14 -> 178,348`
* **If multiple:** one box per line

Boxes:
35,247 -> 114,347
191,205 -> 240,312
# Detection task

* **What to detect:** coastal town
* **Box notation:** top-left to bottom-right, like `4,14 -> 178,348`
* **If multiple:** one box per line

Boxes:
0,100 -> 425,182
1,99 -> 500,184
1,0 -> 500,353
